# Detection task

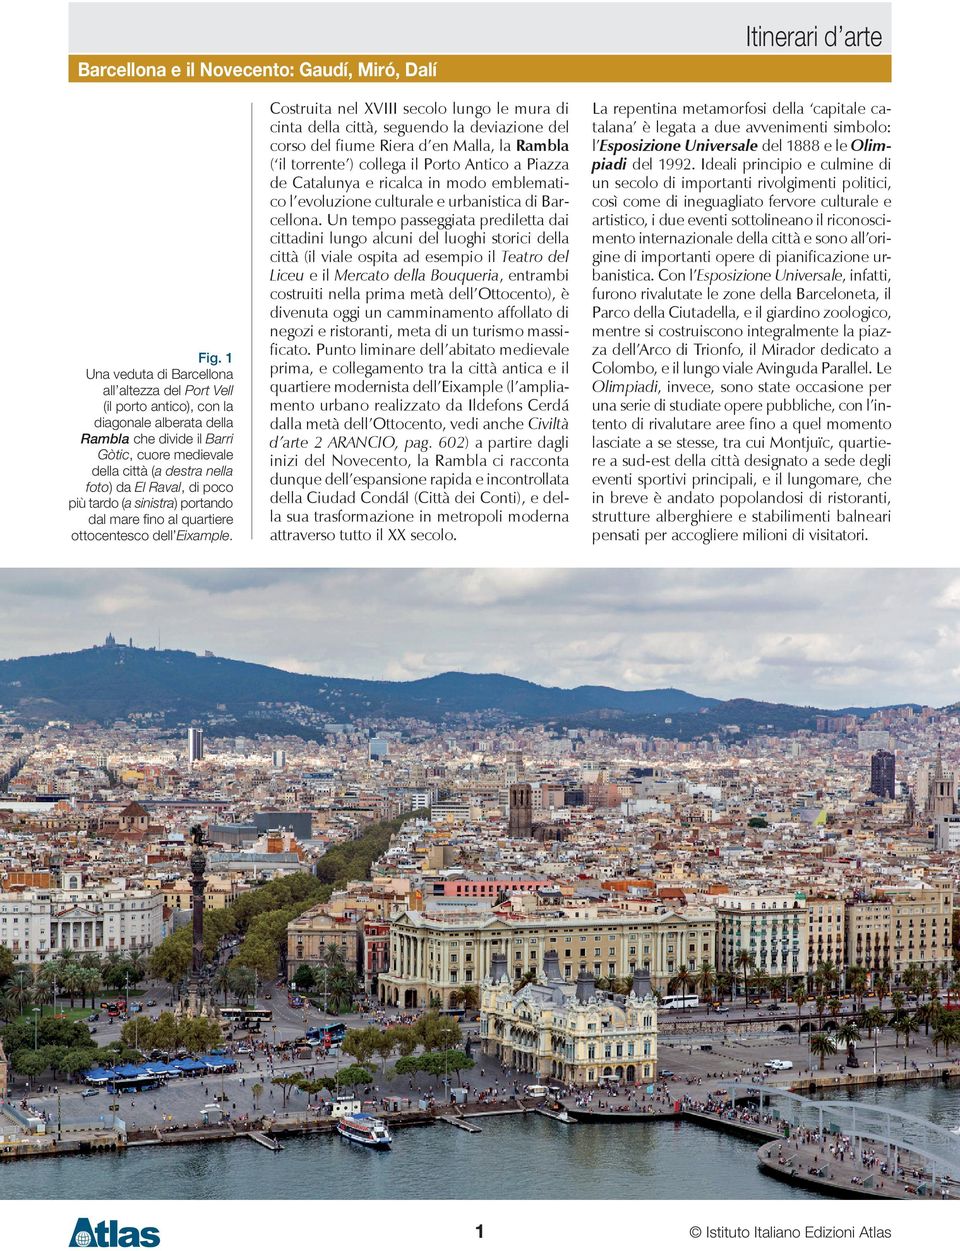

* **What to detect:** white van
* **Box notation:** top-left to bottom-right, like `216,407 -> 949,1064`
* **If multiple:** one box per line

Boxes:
524,1084 -> 550,1098
763,1059 -> 794,1072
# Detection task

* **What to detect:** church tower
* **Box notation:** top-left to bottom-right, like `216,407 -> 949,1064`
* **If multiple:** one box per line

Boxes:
930,743 -> 957,821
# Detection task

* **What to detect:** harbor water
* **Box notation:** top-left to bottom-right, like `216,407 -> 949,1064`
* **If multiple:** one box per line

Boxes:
2,1083 -> 958,1201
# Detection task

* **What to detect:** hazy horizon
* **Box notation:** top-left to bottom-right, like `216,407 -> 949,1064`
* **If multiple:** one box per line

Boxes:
1,568 -> 958,708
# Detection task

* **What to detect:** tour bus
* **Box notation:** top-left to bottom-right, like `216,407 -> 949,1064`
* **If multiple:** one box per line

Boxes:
219,1006 -> 273,1032
658,994 -> 701,1010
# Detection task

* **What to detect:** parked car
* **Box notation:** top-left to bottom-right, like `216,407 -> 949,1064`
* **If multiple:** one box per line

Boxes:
82,1088 -> 99,1098
87,1013 -> 99,1022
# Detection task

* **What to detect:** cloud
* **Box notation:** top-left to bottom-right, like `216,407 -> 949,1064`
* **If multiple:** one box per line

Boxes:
0,568 -> 957,708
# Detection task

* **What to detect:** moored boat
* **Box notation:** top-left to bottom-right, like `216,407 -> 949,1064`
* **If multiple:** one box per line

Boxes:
336,1113 -> 393,1149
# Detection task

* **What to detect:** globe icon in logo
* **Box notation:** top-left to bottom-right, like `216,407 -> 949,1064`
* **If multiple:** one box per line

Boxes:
74,1233 -> 93,1248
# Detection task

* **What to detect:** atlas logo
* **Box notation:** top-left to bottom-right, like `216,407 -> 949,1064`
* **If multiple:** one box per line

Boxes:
69,1219 -> 160,1248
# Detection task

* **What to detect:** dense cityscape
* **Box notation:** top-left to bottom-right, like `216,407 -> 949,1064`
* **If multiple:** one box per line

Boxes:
2,633 -> 960,1198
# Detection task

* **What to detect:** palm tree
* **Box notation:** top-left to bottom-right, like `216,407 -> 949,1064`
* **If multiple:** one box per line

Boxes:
670,964 -> 694,1005
211,965 -> 232,1007
460,984 -> 480,1012
103,955 -> 127,993
915,1000 -> 939,1037
932,1015 -> 960,1058
32,976 -> 53,1016
860,1006 -> 886,1073
82,969 -> 102,1010
9,973 -> 33,1016
834,1021 -> 861,1065
890,1006 -> 916,1051
695,960 -> 714,1003
715,972 -> 733,1004
874,975 -> 890,1013
58,962 -> 85,1008
814,992 -> 828,1030
735,950 -> 754,1002
127,950 -> 148,986
809,1031 -> 838,1071
228,963 -> 257,1006
791,987 -> 809,1034
815,960 -> 838,996
846,966 -> 868,1013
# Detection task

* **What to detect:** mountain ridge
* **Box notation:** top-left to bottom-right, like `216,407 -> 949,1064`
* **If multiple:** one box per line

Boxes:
0,644 -> 921,740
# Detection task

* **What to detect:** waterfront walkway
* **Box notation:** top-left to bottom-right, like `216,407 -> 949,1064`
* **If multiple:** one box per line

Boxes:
757,1134 -> 957,1200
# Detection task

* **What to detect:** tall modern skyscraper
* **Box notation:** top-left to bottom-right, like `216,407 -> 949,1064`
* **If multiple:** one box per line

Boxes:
870,749 -> 896,799
187,727 -> 204,763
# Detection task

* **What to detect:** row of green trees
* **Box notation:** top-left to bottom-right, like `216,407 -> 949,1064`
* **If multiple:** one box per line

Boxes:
1,1012 -> 140,1081
0,949 -> 149,1023
805,1002 -> 960,1069
664,955 -> 960,1008
340,1011 -> 463,1071
145,810 -> 423,994
118,1010 -> 224,1055
263,1014 -> 472,1109
266,1065 -> 379,1108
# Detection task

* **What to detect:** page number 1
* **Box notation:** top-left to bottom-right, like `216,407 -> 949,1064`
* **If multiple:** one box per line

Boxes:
476,1225 -> 483,1239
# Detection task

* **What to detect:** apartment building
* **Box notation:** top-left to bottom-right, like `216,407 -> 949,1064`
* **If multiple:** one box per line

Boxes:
715,894 -> 808,980
806,896 -> 846,973
845,884 -> 953,978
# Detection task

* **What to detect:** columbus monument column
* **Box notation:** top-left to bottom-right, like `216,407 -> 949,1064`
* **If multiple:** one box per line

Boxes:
185,823 -> 208,1016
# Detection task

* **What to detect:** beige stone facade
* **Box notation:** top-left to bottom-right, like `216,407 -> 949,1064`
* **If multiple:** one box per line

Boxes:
286,904 -> 361,978
845,884 -> 953,978
806,897 -> 846,974
480,962 -> 658,1086
378,905 -> 716,1009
